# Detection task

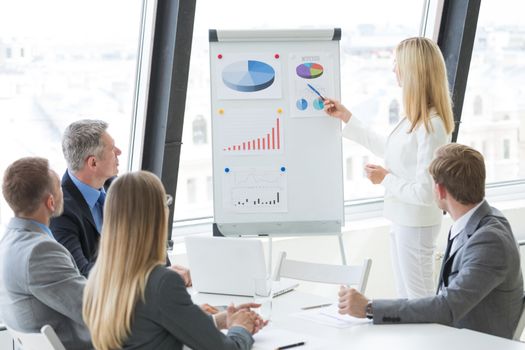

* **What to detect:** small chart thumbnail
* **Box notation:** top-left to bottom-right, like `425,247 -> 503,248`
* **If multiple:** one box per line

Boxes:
223,167 -> 288,213
222,60 -> 275,92
215,54 -> 282,100
216,109 -> 284,155
289,52 -> 335,117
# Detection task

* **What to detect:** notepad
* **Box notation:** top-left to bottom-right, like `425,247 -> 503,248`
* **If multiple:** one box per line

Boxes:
293,304 -> 371,328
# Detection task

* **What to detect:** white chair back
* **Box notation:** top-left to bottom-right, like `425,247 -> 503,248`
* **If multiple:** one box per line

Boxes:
513,294 -> 525,341
513,241 -> 525,341
273,251 -> 372,293
7,325 -> 66,350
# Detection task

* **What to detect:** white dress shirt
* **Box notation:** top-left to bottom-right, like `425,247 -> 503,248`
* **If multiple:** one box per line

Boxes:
449,201 -> 484,252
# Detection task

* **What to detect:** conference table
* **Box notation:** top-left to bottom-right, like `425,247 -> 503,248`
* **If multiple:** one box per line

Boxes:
190,289 -> 525,350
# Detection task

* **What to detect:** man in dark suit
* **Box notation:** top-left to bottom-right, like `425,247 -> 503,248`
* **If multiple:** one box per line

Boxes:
338,144 -> 523,339
50,120 -> 190,284
50,120 -> 120,276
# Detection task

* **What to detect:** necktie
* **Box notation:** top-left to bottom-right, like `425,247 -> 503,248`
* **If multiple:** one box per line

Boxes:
437,230 -> 454,293
444,230 -> 454,263
97,191 -> 106,207
95,191 -> 106,233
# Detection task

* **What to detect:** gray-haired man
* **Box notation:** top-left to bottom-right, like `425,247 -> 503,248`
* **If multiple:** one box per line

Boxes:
50,120 -> 191,285
50,119 -> 121,276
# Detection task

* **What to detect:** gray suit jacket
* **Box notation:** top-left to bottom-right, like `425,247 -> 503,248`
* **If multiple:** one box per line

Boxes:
373,200 -> 524,339
0,218 -> 92,349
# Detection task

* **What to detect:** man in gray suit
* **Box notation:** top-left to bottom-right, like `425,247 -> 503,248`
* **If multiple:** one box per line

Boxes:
0,157 -> 92,349
339,143 -> 524,339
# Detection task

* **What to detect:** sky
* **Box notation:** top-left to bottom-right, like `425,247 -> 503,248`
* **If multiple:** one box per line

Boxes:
198,0 -> 424,30
0,0 -> 142,43
0,0 -> 424,42
0,0 -> 522,44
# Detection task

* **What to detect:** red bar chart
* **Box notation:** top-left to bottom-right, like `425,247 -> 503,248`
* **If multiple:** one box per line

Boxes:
222,117 -> 282,153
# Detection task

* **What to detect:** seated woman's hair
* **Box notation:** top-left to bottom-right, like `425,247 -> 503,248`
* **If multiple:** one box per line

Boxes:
83,170 -> 168,350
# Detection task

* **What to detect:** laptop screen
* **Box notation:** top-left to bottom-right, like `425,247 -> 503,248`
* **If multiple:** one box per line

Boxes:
185,236 -> 268,296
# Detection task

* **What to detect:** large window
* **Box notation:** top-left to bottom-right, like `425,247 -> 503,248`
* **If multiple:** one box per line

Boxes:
175,0 -> 425,221
460,0 -> 525,183
0,0 -> 142,228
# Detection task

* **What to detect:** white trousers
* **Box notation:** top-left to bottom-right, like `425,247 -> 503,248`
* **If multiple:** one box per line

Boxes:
389,223 -> 441,298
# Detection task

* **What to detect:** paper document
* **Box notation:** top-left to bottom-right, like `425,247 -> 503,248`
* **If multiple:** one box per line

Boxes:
253,326 -> 333,350
293,304 -> 371,329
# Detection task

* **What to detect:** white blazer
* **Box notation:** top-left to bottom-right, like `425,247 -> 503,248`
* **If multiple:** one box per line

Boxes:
343,108 -> 450,227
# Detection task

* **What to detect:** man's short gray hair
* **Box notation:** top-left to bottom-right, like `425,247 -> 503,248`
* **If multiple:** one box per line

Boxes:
62,119 -> 108,172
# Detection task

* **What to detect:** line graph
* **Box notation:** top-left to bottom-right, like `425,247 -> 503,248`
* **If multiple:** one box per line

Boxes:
223,167 -> 287,213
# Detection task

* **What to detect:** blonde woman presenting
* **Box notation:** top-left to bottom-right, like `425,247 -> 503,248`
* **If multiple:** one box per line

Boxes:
324,37 -> 454,298
83,171 -> 266,350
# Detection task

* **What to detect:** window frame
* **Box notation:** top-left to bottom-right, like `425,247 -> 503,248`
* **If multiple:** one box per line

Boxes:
142,0 -> 525,240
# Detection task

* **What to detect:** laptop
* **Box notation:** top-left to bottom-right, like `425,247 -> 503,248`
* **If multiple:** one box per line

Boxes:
185,236 -> 298,297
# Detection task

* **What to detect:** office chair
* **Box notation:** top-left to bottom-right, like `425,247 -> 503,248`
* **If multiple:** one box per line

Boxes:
513,240 -> 525,341
513,294 -> 525,341
7,325 -> 66,350
273,251 -> 372,293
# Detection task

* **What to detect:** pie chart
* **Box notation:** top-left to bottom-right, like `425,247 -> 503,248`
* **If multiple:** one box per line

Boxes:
296,62 -> 324,79
313,98 -> 324,110
222,60 -> 275,92
296,98 -> 308,110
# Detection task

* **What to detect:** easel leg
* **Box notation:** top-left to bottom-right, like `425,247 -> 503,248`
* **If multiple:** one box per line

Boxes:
267,236 -> 273,278
338,233 -> 347,265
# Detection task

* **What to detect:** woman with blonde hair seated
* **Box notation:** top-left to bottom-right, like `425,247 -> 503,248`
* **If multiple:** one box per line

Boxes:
83,171 -> 264,350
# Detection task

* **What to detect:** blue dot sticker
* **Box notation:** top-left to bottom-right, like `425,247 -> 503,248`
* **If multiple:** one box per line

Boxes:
224,167 -> 230,173
280,166 -> 286,172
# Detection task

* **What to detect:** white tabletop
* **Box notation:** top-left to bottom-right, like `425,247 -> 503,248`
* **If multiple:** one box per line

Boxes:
190,289 -> 525,350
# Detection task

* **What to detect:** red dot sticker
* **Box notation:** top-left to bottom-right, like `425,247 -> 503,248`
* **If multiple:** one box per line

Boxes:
274,54 -> 280,59
218,54 -> 223,59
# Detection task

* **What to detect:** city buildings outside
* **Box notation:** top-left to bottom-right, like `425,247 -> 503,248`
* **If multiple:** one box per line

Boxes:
0,1 -> 523,230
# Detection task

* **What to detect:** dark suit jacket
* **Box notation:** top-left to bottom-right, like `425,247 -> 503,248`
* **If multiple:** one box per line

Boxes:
50,171 -> 169,277
50,171 -> 110,277
373,201 -> 524,339
122,266 -> 253,350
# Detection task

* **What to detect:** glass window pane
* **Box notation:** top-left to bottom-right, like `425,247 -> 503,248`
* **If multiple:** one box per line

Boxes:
346,157 -> 354,181
0,0 -> 142,228
187,178 -> 197,204
176,0 -> 424,220
460,0 -> 525,182
206,176 -> 213,202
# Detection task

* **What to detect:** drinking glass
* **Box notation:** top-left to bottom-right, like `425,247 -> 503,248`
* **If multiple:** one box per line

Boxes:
253,277 -> 273,321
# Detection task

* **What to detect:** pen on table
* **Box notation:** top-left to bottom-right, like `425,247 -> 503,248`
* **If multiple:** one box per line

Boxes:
275,341 -> 305,350
300,303 -> 332,310
306,83 -> 325,100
